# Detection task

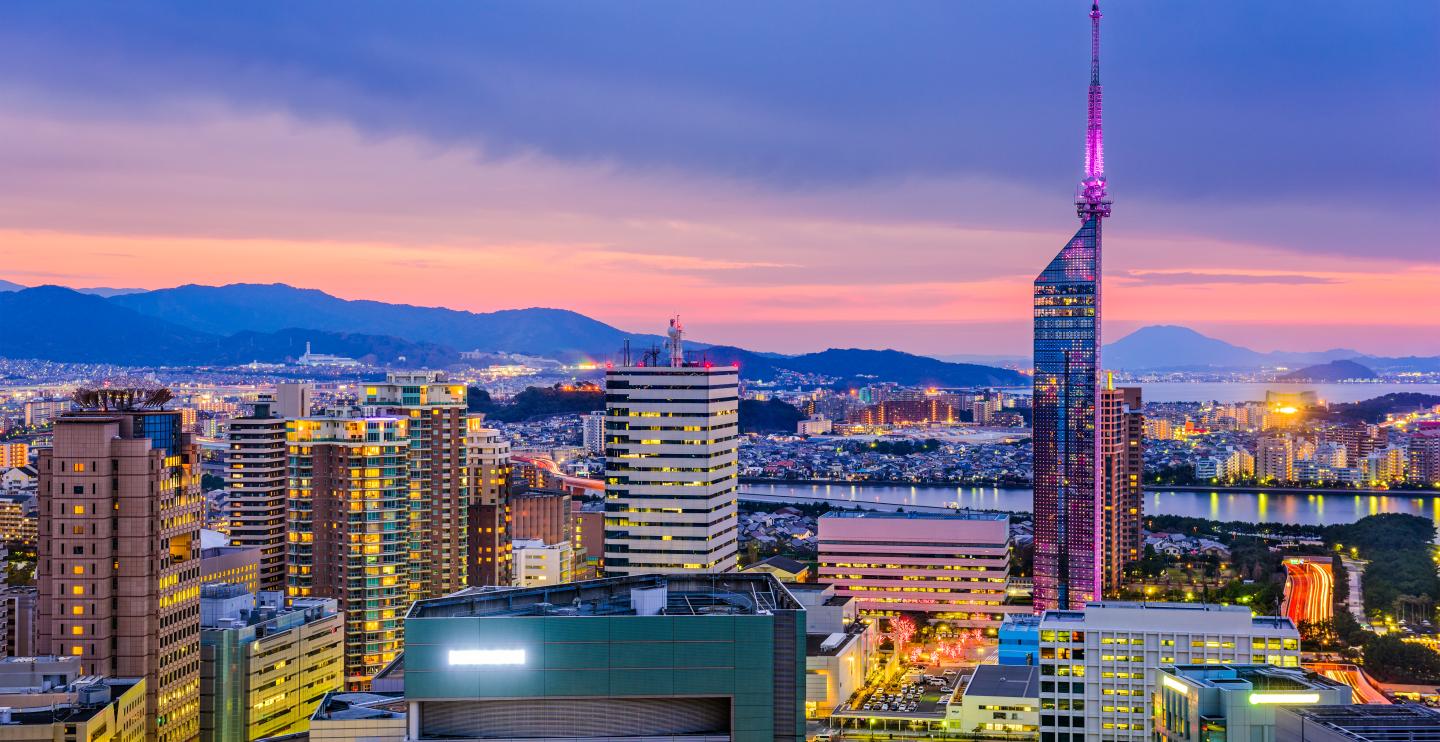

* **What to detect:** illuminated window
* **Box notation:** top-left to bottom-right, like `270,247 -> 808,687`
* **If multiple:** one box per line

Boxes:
72,566 -> 84,575
71,585 -> 84,596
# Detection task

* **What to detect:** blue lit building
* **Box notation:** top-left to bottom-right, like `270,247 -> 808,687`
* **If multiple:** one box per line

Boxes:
998,615 -> 1040,666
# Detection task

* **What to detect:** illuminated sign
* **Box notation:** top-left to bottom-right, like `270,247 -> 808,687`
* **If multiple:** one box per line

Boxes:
1248,692 -> 1319,705
1161,676 -> 1191,694
448,649 -> 526,666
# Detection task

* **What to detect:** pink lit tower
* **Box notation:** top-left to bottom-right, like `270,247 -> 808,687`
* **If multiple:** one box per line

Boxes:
1032,1 -> 1113,611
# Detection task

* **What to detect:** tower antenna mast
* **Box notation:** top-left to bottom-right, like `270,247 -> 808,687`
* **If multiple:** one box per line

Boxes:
1077,1 -> 1111,219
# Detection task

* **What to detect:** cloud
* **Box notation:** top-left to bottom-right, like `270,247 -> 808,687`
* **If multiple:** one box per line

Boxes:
1118,270 -> 1341,286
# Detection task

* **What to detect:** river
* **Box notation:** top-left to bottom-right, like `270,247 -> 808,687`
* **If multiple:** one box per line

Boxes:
739,482 -> 1440,528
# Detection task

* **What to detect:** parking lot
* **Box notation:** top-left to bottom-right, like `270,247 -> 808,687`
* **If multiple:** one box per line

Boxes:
839,669 -> 959,718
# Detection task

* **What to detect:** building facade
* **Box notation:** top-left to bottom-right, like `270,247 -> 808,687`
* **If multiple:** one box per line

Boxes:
817,511 -> 1025,627
464,422 -> 512,587
511,538 -> 574,587
1154,664 -> 1349,742
402,573 -> 805,742
224,396 -> 290,592
1036,602 -> 1301,742
603,340 -> 740,575
199,587 -> 344,741
286,413 -> 410,687
36,401 -> 203,742
1099,384 -> 1143,595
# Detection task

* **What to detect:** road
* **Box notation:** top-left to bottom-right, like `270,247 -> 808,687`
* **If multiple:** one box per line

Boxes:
1306,662 -> 1390,705
1283,558 -> 1334,627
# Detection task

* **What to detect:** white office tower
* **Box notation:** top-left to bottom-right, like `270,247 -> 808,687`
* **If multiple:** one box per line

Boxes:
1037,602 -> 1300,742
581,413 -> 605,456
603,319 -> 740,575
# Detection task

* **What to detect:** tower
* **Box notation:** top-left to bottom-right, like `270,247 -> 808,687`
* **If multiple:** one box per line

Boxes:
604,319 -> 740,576
37,389 -> 202,742
1099,382 -> 1143,595
1033,1 -> 1112,611
225,396 -> 289,592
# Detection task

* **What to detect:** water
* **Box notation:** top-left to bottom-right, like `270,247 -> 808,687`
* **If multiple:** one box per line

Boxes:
740,482 -> 1440,528
1125,382 -> 1440,404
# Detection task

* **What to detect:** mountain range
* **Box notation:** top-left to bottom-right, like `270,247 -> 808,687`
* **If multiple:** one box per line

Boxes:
1101,325 -> 1438,372
0,283 -> 1025,386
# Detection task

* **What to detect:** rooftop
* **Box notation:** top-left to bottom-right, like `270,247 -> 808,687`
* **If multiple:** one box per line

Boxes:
964,664 -> 1040,700
1042,601 -> 1295,633
822,509 -> 1007,522
408,574 -> 803,620
311,691 -> 407,722
1280,704 -> 1440,742
1165,664 -> 1346,693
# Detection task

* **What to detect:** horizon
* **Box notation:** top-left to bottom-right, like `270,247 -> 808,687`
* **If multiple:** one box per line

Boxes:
1,2 -> 1436,356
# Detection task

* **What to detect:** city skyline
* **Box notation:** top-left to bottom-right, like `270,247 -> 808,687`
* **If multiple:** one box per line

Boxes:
0,2 -> 1435,356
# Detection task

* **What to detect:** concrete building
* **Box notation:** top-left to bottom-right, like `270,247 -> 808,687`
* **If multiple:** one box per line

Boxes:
224,396 -> 290,592
948,664 -> 1040,736
999,614 -> 1042,666
200,539 -> 262,593
1258,436 -> 1297,483
571,500 -> 604,576
604,322 -> 740,575
511,538 -> 574,587
22,399 -> 71,427
36,397 -> 203,742
789,583 -> 882,720
401,573 -> 805,742
275,381 -> 313,419
797,415 -> 834,436
580,412 -> 605,455
817,510 -> 1024,627
0,665 -> 147,742
1155,664 -> 1350,742
1037,602 -> 1301,742
286,413 -> 410,687
0,586 -> 37,657
363,371 -> 473,600
1275,704 -> 1440,742
1099,384 -> 1143,595
199,586 -> 344,741
0,495 -> 36,545
304,691 -> 408,741
463,422 -> 512,587
510,489 -> 572,546
0,442 -> 28,468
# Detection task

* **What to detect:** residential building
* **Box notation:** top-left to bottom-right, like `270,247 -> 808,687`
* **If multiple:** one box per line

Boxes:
23,398 -> 71,427
580,412 -> 605,455
947,664 -> 1040,736
1,586 -> 37,657
0,442 -> 27,468
36,395 -> 203,742
0,466 -> 36,496
0,494 -> 36,545
1407,429 -> 1440,484
1036,602 -> 1301,742
401,573 -> 806,742
510,489 -> 572,545
1154,664 -> 1349,742
224,396 -> 290,592
817,510 -> 1024,627
1099,383 -> 1143,595
199,540 -> 262,593
571,499 -> 604,576
1275,704 -> 1440,742
286,413 -> 410,687
797,415 -> 834,436
511,538 -> 574,587
463,421 -> 512,587
199,586 -> 344,741
275,381 -> 314,419
363,371 -> 472,600
741,554 -> 811,583
1258,436 -> 1296,483
1363,445 -> 1408,483
604,319 -> 740,575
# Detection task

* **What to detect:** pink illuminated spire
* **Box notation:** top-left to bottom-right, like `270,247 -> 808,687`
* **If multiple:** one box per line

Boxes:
1078,1 -> 1111,218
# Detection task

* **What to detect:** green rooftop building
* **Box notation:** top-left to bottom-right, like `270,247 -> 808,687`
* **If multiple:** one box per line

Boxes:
401,573 -> 806,741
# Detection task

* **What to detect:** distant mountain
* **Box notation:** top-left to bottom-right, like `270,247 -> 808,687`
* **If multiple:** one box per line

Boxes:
110,283 -> 666,360
0,286 -> 452,366
701,346 -> 1025,387
1103,325 -> 1369,371
0,280 -> 24,292
1277,359 -> 1378,382
0,280 -> 143,297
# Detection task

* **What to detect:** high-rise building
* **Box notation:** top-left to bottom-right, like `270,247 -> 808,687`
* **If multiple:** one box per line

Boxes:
1407,428 -> 1440,485
1032,1 -> 1112,612
23,398 -> 72,427
275,381 -> 314,419
286,413 -> 410,687
199,586 -> 344,742
1257,436 -> 1296,483
1099,383 -> 1143,595
1036,602 -> 1300,742
816,511 -> 1026,627
580,412 -> 605,455
0,442 -> 28,468
464,421 -> 512,587
224,396 -> 289,592
363,372 -> 471,600
604,319 -> 740,576
511,489 -> 573,545
36,391 -> 203,742
401,573 -> 806,742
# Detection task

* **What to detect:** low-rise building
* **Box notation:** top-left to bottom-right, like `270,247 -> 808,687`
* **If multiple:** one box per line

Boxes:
1155,664 -> 1350,742
948,664 -> 1040,736
742,554 -> 812,583
511,538 -> 574,587
199,537 -> 262,593
1275,703 -> 1440,742
199,586 -> 345,741
0,659 -> 146,742
788,583 -> 882,720
998,614 -> 1041,666
304,691 -> 408,742
1037,602 -> 1301,742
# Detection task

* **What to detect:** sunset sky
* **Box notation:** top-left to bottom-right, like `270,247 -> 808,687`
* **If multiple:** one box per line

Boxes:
0,1 -> 1435,356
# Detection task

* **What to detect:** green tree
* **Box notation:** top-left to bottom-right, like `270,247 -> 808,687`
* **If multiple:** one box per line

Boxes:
1362,635 -> 1440,684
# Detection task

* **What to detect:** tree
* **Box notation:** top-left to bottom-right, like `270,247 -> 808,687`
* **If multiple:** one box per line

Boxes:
1362,635 -> 1440,684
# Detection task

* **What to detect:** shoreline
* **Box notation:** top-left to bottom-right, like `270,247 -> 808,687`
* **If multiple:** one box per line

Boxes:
738,477 -> 1440,498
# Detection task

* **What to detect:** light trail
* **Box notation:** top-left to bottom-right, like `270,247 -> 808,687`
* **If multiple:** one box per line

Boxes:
1307,662 -> 1391,705
1283,558 -> 1333,627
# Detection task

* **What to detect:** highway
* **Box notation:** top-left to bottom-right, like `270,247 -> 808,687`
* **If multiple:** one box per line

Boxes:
1283,558 -> 1334,627
1306,662 -> 1391,705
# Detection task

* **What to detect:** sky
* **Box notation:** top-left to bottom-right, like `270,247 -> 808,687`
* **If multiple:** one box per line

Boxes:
0,1 -> 1436,357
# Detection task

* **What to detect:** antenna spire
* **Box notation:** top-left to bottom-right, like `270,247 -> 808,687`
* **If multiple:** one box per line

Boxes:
1078,1 -> 1111,218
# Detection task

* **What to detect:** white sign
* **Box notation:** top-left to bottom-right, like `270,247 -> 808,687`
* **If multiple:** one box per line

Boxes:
448,649 -> 527,666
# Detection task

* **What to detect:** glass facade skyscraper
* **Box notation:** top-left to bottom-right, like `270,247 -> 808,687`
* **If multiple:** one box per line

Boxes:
1032,218 -> 1102,611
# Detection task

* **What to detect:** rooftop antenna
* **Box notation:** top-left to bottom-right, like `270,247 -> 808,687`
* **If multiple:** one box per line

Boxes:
1077,1 -> 1112,219
667,316 -> 685,367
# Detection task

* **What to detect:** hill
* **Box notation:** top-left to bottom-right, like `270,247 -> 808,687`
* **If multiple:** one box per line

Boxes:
701,346 -> 1025,387
1276,359 -> 1377,382
1104,325 -> 1371,371
0,286 -> 451,366
110,283 -> 665,360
